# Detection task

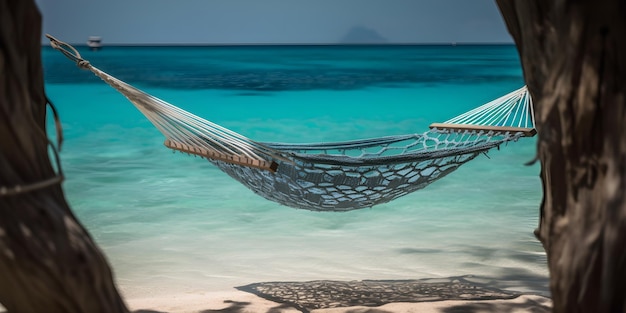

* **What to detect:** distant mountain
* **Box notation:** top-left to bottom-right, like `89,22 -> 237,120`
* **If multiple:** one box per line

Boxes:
339,26 -> 388,44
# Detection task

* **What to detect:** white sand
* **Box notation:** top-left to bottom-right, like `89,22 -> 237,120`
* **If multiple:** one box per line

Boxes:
125,290 -> 302,312
126,291 -> 552,313
1,288 -> 552,312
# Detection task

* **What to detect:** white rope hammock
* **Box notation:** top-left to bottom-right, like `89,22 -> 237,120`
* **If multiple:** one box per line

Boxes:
47,35 -> 535,211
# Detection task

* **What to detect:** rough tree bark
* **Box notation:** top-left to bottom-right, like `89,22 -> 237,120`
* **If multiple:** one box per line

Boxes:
496,1 -> 626,312
0,1 -> 130,312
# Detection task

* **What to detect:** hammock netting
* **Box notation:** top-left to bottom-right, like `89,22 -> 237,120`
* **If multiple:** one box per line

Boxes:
48,35 -> 536,212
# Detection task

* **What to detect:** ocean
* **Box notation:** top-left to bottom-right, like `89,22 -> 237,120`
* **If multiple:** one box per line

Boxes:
42,44 -> 548,299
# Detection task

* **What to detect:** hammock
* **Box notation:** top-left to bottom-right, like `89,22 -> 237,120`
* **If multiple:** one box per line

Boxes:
47,35 -> 536,212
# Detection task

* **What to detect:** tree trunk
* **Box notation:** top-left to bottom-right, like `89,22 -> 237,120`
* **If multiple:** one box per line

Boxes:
0,1 -> 130,312
495,1 -> 626,312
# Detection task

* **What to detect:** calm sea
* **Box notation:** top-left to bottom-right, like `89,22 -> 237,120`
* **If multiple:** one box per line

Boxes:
42,44 -> 548,298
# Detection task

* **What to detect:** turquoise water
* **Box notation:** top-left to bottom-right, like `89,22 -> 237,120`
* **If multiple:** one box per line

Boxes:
43,45 -> 548,298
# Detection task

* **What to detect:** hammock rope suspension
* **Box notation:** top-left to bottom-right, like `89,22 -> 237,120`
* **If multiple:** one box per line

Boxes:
47,35 -> 535,212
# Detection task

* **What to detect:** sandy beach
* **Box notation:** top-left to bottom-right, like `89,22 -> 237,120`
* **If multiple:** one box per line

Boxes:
1,277 -> 552,313
122,277 -> 552,313
126,291 -> 551,313
1,295 -> 554,313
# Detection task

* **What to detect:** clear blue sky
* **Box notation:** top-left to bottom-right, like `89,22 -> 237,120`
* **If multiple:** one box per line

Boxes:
36,0 -> 512,45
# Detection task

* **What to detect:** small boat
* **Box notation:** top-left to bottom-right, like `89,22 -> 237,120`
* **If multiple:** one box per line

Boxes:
87,36 -> 102,50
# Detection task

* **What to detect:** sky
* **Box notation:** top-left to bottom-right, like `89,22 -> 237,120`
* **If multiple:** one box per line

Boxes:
35,0 -> 512,45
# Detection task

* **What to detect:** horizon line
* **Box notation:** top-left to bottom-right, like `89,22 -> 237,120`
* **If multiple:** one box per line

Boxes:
41,42 -> 515,47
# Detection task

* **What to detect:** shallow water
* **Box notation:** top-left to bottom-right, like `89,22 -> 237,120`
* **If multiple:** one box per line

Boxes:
42,44 -> 547,298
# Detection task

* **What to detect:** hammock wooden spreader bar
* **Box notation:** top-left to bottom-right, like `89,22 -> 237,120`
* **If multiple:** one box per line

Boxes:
429,123 -> 537,137
430,85 -> 535,136
164,139 -> 279,172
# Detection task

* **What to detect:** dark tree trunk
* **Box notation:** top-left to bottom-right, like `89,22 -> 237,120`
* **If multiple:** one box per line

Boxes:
496,1 -> 626,312
0,1 -> 130,312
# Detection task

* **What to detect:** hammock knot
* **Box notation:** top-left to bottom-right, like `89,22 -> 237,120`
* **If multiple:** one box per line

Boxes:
77,59 -> 91,69
46,34 -> 90,70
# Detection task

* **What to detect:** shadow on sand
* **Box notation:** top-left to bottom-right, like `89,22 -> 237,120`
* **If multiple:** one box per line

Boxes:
133,295 -> 551,313
131,272 -> 551,313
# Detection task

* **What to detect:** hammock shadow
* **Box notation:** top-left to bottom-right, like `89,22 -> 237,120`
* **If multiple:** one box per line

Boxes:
130,296 -> 551,313
130,271 -> 550,313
